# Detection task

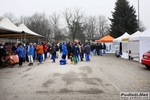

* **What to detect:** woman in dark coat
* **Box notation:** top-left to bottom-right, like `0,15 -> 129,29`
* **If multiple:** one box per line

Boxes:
67,42 -> 72,59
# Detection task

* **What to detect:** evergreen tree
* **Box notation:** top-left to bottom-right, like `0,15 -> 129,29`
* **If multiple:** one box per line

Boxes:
109,0 -> 138,38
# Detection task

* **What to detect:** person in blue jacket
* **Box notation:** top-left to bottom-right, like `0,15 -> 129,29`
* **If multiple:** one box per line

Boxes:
28,43 -> 34,66
61,42 -> 68,60
16,43 -> 25,68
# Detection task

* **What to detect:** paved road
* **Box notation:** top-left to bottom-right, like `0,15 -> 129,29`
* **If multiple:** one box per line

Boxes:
0,54 -> 150,100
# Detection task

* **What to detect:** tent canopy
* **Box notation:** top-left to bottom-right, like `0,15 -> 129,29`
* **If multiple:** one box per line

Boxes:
137,29 -> 150,39
122,31 -> 141,41
96,35 -> 114,42
18,24 -> 43,38
113,32 -> 130,42
129,29 -> 150,41
0,18 -> 44,38
0,17 -> 23,38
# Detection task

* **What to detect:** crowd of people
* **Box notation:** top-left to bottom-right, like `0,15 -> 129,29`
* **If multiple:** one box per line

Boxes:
0,41 -> 107,68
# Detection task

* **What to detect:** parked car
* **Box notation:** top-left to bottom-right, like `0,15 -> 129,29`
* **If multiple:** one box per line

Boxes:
141,50 -> 150,68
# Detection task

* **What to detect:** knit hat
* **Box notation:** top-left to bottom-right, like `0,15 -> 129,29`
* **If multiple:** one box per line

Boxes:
74,41 -> 77,44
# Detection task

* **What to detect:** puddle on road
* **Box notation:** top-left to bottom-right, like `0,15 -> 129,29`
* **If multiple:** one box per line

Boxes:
61,71 -> 80,85
59,88 -> 103,94
42,79 -> 55,87
79,66 -> 92,73
52,71 -> 102,86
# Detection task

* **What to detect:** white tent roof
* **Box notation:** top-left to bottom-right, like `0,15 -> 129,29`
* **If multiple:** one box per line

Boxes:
139,29 -> 150,38
0,17 -> 23,33
18,24 -> 43,37
130,29 -> 150,40
130,31 -> 141,38
113,32 -> 130,42
129,31 -> 141,41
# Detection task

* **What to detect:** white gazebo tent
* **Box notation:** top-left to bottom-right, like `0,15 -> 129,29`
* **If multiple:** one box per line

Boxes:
18,24 -> 43,37
18,24 -> 44,43
0,17 -> 23,38
113,32 -> 130,58
121,31 -> 141,59
0,18 -> 44,43
113,32 -> 130,43
129,29 -> 150,62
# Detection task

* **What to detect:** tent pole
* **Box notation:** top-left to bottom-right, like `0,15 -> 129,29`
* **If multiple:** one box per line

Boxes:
20,32 -> 22,43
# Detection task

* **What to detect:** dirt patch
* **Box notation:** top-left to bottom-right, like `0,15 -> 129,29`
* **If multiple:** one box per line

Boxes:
52,73 -> 61,77
61,71 -> 80,85
78,73 -> 88,77
14,95 -> 18,98
82,78 -> 102,85
23,68 -> 32,72
58,88 -> 103,94
42,79 -> 54,87
36,91 -> 49,94
79,66 -> 92,73
29,78 -> 33,80
5,71 -> 11,73
21,74 -> 28,78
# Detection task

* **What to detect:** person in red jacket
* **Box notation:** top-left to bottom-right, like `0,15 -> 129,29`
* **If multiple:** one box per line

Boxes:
43,43 -> 48,60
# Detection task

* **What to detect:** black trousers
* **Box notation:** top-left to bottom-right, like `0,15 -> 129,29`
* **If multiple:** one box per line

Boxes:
62,55 -> 66,59
68,52 -> 71,59
0,56 -> 2,67
19,57 -> 24,66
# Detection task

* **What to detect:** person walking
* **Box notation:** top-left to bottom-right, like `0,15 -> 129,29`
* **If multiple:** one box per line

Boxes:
99,43 -> 103,56
51,43 -> 56,63
33,43 -> 37,61
67,42 -> 72,59
16,43 -> 25,68
0,42 -> 6,68
36,42 -> 44,64
55,43 -> 59,58
28,43 -> 34,66
43,43 -> 48,60
61,42 -> 68,60
80,43 -> 84,61
84,42 -> 91,62
96,43 -> 100,55
72,41 -> 79,64
102,43 -> 106,56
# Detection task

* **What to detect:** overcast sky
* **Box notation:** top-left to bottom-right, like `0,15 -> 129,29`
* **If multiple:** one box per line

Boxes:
1,0 -> 150,29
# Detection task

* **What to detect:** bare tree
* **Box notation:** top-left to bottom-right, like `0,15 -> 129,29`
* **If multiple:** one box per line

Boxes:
85,16 -> 97,37
139,21 -> 146,32
49,13 -> 63,41
15,16 -> 31,26
2,12 -> 18,24
97,15 -> 110,37
62,7 -> 86,42
25,13 -> 52,42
